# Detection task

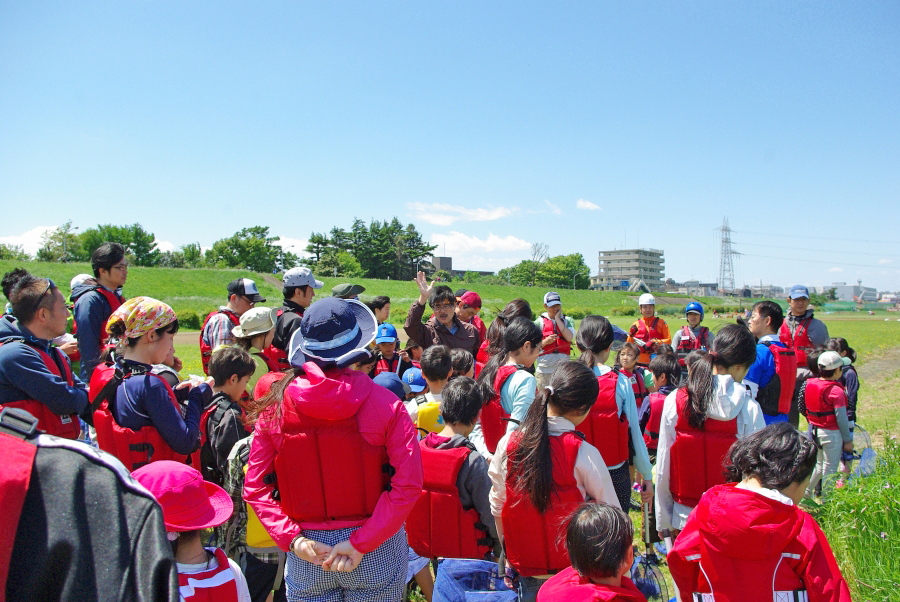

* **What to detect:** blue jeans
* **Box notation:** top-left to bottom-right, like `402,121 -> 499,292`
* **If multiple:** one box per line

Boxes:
517,576 -> 548,602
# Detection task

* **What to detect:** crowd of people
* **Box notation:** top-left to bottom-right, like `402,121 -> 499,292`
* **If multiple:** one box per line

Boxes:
0,245 -> 857,601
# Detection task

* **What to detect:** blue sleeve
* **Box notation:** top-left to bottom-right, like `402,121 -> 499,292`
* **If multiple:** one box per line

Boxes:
744,344 -> 774,387
0,345 -> 89,414
130,377 -> 209,455
503,372 -> 536,431
618,373 -> 653,480
74,292 -> 106,382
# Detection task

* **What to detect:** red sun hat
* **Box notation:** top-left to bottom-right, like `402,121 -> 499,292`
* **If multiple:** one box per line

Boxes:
132,461 -> 233,531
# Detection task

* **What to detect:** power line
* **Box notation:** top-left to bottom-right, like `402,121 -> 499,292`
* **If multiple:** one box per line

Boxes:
732,229 -> 897,246
732,240 -> 900,259
739,253 -> 895,270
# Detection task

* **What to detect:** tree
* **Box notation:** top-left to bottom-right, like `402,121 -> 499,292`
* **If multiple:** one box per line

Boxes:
435,270 -> 452,282
181,243 -> 204,268
37,221 -> 84,262
318,249 -> 364,278
826,288 -> 838,301
0,243 -> 29,260
499,261 -> 538,286
528,243 -> 549,286
305,232 -> 329,264
205,226 -> 283,273
79,223 -> 160,266
537,253 -> 591,289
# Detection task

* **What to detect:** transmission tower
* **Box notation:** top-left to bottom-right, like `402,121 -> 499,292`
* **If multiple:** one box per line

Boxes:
716,217 -> 740,293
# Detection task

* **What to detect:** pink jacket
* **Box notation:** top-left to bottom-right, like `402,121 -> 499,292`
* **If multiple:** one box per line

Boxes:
244,362 -> 423,554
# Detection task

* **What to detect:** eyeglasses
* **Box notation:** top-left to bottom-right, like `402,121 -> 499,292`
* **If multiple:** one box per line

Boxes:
32,279 -> 54,314
111,263 -> 128,272
432,302 -> 456,311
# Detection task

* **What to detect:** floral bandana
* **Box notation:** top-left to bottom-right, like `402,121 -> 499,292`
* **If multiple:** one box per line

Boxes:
106,296 -> 177,339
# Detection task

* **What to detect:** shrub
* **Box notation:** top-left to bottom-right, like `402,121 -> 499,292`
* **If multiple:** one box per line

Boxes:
610,307 -> 635,316
178,310 -> 201,330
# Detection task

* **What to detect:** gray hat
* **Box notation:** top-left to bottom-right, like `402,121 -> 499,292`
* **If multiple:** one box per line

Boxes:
284,267 -> 324,289
332,283 -> 366,299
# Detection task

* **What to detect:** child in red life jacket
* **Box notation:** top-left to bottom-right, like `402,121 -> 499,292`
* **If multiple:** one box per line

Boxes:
615,343 -> 652,408
90,298 -> 212,470
408,376 -> 499,561
626,294 -> 671,367
574,316 -> 655,513
488,362 -> 619,602
639,353 -> 681,461
671,302 -> 714,370
232,307 -> 279,397
450,348 -> 475,379
472,317 -> 543,455
825,337 -> 859,426
373,323 -> 413,378
655,324 -> 765,537
669,423 -> 852,601
802,351 -> 854,499
243,298 -> 423,601
199,347 -> 254,488
133,461 -> 252,601
537,503 -> 646,602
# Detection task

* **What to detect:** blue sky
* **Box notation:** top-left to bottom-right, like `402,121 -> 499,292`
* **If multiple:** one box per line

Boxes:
2,2 -> 898,290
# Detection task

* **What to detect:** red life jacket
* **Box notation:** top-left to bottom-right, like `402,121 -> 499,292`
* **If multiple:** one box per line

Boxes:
476,339 -> 490,365
633,317 -> 663,343
675,325 -> 709,365
199,309 -> 241,375
0,409 -> 39,597
779,315 -> 815,368
538,569 -> 647,602
261,307 -> 302,373
177,547 -> 240,602
669,389 -> 738,508
73,286 -> 124,349
0,339 -> 80,439
374,354 -> 401,376
274,388 -> 390,522
804,378 -> 844,430
642,391 -> 667,451
406,443 -> 494,560
480,364 -> 521,454
252,351 -> 280,374
621,367 -> 649,408
758,341 -> 798,416
539,315 -> 571,356
577,370 -> 629,467
88,363 -> 189,471
502,431 -> 584,577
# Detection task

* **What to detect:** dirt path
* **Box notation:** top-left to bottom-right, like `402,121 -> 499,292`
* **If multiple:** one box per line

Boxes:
853,347 -> 900,447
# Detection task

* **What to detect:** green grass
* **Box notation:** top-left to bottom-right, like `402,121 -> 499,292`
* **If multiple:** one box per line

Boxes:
813,435 -> 900,600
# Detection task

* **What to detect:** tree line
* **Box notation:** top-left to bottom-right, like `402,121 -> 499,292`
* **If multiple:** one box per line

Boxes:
2,220 -> 593,288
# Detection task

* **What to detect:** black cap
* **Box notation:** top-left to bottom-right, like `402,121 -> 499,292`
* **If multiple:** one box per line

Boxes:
227,278 -> 266,303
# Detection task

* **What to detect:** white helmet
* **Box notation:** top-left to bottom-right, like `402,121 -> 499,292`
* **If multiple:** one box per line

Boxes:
638,293 -> 656,306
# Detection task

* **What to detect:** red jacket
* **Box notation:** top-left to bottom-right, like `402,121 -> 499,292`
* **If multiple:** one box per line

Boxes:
669,484 -> 851,601
244,362 -> 422,554
538,568 -> 647,601
502,431 -> 584,577
804,378 -> 846,430
779,316 -> 814,368
642,391 -> 666,451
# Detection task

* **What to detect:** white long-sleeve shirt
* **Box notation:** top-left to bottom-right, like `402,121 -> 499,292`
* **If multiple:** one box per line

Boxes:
654,374 -> 765,531
488,415 -> 620,518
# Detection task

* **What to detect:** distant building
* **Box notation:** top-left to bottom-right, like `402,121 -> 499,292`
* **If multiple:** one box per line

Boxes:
431,256 -> 494,280
831,282 -> 877,303
594,248 -> 665,292
664,279 -> 719,297
747,284 -> 785,298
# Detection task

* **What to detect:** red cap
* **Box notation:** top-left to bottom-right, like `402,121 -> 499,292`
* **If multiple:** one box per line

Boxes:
132,461 -> 233,531
459,291 -> 482,309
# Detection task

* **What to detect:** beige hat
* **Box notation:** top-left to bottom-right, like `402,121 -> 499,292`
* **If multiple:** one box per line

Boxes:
232,307 -> 278,338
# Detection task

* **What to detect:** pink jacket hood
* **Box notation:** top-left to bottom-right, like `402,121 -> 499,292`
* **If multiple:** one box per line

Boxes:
285,362 -> 374,421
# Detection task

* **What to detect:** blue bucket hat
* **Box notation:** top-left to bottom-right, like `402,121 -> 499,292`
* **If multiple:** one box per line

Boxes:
288,298 -> 377,369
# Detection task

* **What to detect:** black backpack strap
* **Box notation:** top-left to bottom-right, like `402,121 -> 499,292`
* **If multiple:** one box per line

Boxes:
0,407 -> 40,441
82,359 -> 130,424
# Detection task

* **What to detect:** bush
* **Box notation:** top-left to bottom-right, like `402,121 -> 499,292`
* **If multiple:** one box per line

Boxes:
178,310 -> 201,330
610,307 -> 635,316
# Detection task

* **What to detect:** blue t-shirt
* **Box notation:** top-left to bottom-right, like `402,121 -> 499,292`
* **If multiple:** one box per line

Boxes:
745,339 -> 788,389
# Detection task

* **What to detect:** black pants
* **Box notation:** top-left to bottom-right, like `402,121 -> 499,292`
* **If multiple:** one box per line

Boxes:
608,464 -> 633,512
240,551 -> 286,602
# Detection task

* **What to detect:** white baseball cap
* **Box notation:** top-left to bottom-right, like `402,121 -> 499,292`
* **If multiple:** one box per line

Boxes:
283,267 -> 324,289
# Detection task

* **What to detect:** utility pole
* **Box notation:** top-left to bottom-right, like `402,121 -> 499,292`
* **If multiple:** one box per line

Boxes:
716,217 -> 740,294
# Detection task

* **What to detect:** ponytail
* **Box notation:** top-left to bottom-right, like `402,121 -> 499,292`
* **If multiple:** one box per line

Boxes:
826,337 -> 857,364
477,316 -> 542,399
682,324 -> 756,429
575,315 -> 614,370
484,299 -> 532,357
508,362 -> 599,513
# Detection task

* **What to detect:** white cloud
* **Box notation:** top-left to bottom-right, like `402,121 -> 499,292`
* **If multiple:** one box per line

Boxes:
407,202 -> 514,226
576,198 -> 601,211
430,231 -> 531,272
544,199 -> 561,215
156,240 -> 175,253
828,267 -> 844,273
275,236 -> 311,257
879,258 -> 892,265
0,226 -> 56,255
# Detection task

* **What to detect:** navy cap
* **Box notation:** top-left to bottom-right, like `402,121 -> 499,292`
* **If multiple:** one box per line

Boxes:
789,285 -> 810,300
373,372 -> 406,400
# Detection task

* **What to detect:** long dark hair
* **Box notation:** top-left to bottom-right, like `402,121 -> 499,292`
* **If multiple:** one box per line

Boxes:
725,422 -> 818,489
682,323 -> 756,429
485,299 -> 532,357
508,362 -> 599,513
826,337 -> 857,364
245,367 -> 302,428
575,315 -> 615,369
477,317 -> 542,399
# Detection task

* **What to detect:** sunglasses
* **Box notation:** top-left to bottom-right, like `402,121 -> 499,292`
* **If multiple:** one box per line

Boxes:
32,279 -> 55,314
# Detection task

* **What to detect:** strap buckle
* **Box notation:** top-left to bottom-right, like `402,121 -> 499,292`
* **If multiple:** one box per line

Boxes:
0,407 -> 39,439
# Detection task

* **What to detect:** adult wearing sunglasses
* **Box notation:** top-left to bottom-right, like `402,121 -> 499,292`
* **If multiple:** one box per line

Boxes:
72,242 -> 127,382
404,271 -> 481,356
0,271 -> 89,438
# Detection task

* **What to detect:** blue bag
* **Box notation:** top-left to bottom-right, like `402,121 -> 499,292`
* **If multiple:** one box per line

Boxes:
433,559 -> 518,602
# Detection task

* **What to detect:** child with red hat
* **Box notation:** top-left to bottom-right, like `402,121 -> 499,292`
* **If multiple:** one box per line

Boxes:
133,460 -> 251,601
